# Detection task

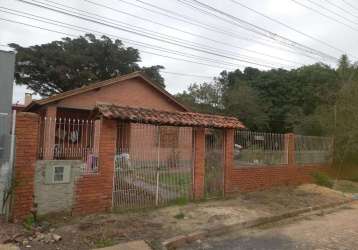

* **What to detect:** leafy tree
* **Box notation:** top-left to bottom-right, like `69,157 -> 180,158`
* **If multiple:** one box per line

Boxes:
10,34 -> 165,96
223,81 -> 269,130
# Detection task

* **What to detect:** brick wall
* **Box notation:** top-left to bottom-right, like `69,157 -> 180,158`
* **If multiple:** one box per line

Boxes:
226,133 -> 331,193
12,112 -> 39,221
229,165 -> 330,192
72,118 -> 116,215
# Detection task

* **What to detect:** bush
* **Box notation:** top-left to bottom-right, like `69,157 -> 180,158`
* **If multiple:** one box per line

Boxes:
312,172 -> 334,188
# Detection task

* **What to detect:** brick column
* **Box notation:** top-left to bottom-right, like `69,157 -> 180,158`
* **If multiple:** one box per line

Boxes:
223,128 -> 234,195
12,112 -> 39,221
73,118 -> 116,215
193,127 -> 205,200
43,105 -> 57,160
285,133 -> 295,166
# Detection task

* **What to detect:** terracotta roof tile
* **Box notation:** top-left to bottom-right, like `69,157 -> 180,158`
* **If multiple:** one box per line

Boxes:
94,103 -> 245,129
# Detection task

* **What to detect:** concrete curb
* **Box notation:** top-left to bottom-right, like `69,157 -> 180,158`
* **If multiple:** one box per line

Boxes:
161,199 -> 353,249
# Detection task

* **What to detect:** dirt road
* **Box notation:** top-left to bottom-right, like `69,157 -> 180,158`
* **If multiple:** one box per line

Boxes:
182,201 -> 358,250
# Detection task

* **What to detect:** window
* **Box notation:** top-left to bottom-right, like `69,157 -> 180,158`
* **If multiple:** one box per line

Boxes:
53,166 -> 64,182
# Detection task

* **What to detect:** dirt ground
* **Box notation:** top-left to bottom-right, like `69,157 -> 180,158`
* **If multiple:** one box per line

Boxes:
182,201 -> 358,250
0,183 -> 351,250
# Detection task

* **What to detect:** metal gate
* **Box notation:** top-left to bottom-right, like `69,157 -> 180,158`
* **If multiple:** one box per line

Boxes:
112,123 -> 194,210
204,129 -> 224,198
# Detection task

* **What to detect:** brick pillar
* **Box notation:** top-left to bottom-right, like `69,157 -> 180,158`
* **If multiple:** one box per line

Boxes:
223,129 -> 234,195
43,105 -> 57,160
285,133 -> 295,166
12,112 -> 39,221
72,118 -> 116,215
193,127 -> 205,200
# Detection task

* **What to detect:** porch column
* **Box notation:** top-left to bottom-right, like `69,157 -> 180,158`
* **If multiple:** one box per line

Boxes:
224,128 -> 234,195
285,133 -> 295,166
193,127 -> 205,200
43,105 -> 57,160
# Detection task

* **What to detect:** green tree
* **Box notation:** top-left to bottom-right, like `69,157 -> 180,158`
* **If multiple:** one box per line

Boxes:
10,33 -> 165,96
224,81 -> 269,130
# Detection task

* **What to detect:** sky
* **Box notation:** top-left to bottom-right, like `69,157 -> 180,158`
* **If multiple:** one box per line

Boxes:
1,0 -> 358,104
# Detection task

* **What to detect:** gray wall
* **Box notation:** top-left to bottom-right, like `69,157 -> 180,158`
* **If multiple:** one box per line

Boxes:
34,160 -> 83,215
0,50 -> 15,163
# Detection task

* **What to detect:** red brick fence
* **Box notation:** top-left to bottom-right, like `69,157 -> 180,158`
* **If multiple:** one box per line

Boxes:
11,113 -> 332,221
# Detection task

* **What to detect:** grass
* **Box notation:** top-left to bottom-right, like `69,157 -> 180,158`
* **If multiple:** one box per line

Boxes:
23,215 -> 35,230
174,212 -> 185,219
94,238 -> 115,248
334,180 -> 358,194
312,172 -> 334,188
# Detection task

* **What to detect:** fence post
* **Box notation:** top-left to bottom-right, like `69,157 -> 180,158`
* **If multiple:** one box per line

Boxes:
43,105 -> 57,160
223,128 -> 234,196
193,127 -> 205,200
11,112 -> 39,221
285,133 -> 295,166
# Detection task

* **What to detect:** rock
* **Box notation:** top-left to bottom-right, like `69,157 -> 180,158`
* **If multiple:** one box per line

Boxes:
22,240 -> 29,246
52,234 -> 62,242
49,228 -> 55,233
25,245 -> 31,248
34,232 -> 45,241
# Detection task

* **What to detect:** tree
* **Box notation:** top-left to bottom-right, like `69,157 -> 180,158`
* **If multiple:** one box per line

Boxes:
10,33 -> 165,96
224,81 -> 269,130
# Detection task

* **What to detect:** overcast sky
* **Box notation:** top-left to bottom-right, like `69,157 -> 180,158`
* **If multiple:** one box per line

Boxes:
1,0 -> 358,104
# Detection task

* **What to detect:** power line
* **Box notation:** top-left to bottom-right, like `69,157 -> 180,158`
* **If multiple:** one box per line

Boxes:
84,0 -> 301,65
304,0 -> 358,26
1,6 -> 272,69
323,0 -> 358,20
0,17 -> 218,81
161,71 -> 215,79
118,0 -> 322,61
290,0 -> 358,33
16,0 -> 289,69
41,0 -> 299,68
0,10 -> 239,71
342,0 -> 358,13
176,0 -> 338,62
229,0 -> 354,58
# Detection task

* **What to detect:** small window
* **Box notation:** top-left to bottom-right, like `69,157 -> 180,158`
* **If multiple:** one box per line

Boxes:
53,166 -> 64,182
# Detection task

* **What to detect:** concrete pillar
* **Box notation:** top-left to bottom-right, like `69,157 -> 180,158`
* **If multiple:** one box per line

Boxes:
193,127 -> 205,200
224,128 -> 234,195
12,112 -> 39,221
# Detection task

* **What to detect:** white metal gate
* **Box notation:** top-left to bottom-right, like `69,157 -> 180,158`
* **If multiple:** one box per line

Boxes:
112,123 -> 194,210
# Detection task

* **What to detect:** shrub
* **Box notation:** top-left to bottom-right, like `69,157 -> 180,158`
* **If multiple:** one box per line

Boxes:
174,212 -> 185,219
312,172 -> 334,188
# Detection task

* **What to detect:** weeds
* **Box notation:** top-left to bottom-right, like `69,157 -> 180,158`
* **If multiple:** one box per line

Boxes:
312,172 -> 333,188
174,212 -> 185,219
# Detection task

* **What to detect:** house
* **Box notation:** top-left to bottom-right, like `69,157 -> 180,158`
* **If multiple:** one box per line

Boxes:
10,71 -> 332,221
23,72 -> 194,161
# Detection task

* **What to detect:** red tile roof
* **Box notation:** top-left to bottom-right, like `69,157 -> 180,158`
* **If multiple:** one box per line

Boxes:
94,103 -> 245,129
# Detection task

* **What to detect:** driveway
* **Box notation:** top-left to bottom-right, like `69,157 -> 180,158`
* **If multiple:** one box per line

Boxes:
182,201 -> 358,250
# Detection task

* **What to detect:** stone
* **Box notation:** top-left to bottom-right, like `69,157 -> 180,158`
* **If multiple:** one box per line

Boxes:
51,234 -> 62,242
93,240 -> 152,250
